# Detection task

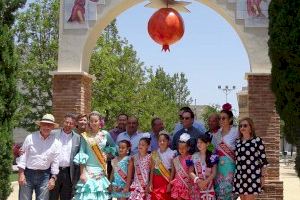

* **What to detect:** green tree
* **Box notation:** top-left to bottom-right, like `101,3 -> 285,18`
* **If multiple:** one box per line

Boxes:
268,0 -> 300,177
173,73 -> 193,106
148,67 -> 176,101
90,20 -> 146,128
14,0 -> 59,131
141,67 -> 180,131
147,67 -> 192,107
0,1 -> 26,198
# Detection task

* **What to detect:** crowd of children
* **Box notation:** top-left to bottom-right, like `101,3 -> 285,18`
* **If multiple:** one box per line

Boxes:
109,131 -> 219,200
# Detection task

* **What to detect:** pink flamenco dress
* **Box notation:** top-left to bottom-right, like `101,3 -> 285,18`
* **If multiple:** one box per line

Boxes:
129,154 -> 151,200
171,155 -> 192,200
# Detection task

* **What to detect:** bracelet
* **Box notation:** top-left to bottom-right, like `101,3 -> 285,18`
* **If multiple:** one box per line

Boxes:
194,176 -> 200,184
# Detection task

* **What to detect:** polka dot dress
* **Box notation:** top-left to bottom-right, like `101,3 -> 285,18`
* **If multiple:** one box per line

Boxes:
233,136 -> 268,195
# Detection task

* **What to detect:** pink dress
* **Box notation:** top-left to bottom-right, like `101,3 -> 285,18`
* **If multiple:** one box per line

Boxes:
129,154 -> 151,200
191,153 -> 215,200
171,155 -> 192,200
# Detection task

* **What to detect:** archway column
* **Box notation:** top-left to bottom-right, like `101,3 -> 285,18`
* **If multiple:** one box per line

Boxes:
247,72 -> 283,200
52,72 -> 93,126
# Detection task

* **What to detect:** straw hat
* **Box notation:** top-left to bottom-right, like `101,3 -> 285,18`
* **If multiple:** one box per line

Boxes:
35,114 -> 59,128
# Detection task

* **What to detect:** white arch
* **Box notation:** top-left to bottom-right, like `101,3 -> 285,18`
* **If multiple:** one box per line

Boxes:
58,0 -> 271,73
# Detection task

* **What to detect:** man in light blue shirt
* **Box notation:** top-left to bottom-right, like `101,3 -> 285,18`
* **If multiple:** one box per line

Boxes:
173,106 -> 206,134
116,116 -> 143,155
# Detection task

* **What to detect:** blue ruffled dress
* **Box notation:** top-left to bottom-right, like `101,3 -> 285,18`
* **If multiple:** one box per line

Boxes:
110,156 -> 130,198
73,130 -> 116,200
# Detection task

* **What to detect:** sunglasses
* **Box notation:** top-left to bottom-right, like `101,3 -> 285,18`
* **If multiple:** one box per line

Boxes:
239,124 -> 248,128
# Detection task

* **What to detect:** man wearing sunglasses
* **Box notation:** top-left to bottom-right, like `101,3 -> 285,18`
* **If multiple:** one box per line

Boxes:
172,110 -> 205,154
173,107 -> 206,134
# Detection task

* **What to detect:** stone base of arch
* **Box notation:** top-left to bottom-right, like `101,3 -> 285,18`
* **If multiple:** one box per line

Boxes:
247,73 -> 283,200
52,72 -> 93,126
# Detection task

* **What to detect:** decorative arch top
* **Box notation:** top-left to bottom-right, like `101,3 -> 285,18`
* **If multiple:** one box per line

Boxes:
58,0 -> 271,73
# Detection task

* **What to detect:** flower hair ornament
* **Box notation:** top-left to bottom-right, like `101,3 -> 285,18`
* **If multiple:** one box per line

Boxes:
207,143 -> 215,152
179,133 -> 190,142
159,130 -> 169,136
186,159 -> 194,167
141,132 -> 151,139
210,154 -> 219,165
99,118 -> 105,129
222,103 -> 232,111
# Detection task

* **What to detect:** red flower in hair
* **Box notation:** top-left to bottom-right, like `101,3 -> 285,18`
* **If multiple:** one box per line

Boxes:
222,103 -> 232,111
99,118 -> 105,129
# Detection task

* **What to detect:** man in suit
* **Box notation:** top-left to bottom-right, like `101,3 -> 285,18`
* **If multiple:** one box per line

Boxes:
49,114 -> 81,200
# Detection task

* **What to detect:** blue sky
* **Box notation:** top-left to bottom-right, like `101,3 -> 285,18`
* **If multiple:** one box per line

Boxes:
116,2 -> 249,113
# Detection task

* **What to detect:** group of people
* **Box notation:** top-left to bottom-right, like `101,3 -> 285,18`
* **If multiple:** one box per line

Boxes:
17,103 -> 268,200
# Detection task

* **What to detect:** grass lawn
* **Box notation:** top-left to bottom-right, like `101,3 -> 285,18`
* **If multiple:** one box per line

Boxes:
10,172 -> 18,182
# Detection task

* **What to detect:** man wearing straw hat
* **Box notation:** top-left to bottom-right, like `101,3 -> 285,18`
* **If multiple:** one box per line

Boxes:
17,114 -> 61,200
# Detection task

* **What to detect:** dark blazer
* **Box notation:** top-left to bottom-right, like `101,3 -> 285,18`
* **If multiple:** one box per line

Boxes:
54,129 -> 81,184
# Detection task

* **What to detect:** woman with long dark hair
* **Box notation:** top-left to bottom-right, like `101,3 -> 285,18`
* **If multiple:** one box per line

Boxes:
189,134 -> 218,200
212,103 -> 239,200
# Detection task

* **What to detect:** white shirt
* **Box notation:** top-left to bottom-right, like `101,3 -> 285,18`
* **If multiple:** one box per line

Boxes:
212,127 -> 239,151
222,127 -> 239,150
116,131 -> 143,155
157,148 -> 176,169
58,130 -> 73,167
17,132 -> 61,175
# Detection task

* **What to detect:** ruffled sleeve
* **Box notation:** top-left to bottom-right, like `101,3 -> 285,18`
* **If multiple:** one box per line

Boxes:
256,137 -> 269,168
103,146 -> 117,156
74,138 -> 89,164
74,152 -> 89,164
103,130 -> 117,156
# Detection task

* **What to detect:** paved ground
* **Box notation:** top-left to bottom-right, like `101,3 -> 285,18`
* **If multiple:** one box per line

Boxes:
8,164 -> 300,200
280,163 -> 300,200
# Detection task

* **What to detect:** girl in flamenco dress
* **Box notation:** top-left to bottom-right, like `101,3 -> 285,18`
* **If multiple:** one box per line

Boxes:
170,133 -> 192,200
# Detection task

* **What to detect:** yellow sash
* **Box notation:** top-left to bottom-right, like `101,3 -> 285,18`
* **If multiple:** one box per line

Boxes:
82,132 -> 107,175
152,151 -> 170,182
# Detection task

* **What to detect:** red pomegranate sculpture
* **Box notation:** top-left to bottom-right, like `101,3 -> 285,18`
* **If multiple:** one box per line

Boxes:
148,7 -> 185,52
